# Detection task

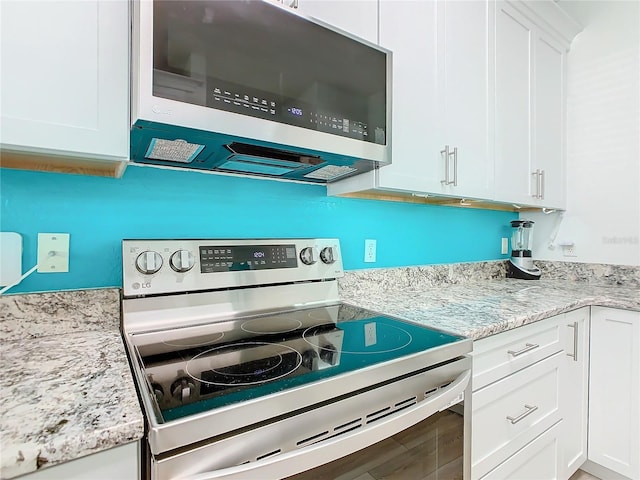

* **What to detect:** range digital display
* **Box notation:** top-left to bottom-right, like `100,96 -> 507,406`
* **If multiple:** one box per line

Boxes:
199,244 -> 297,273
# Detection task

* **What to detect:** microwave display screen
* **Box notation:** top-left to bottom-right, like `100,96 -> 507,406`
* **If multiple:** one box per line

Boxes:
152,0 -> 387,145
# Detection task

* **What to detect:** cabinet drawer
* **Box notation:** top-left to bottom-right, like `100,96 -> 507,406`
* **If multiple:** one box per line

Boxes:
472,315 -> 562,390
480,421 -> 562,480
472,352 -> 562,479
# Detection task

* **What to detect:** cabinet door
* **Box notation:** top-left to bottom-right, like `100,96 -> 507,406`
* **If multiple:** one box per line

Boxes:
374,0 -> 441,193
493,2 -> 534,206
533,34 -> 566,209
437,0 -> 493,200
295,0 -> 377,44
0,0 -> 129,161
588,307 -> 640,479
559,307 -> 590,479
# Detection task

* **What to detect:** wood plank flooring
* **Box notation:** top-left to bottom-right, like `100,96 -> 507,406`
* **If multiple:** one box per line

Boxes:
569,470 -> 601,480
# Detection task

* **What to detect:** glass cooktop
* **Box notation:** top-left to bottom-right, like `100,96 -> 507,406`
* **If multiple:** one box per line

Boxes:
130,303 -> 465,423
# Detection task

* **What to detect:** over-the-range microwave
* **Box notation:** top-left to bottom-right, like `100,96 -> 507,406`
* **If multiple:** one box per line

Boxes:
131,0 -> 392,183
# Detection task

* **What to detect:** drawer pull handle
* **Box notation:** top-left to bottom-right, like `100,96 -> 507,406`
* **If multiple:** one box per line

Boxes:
506,404 -> 538,424
507,343 -> 540,357
567,322 -> 578,362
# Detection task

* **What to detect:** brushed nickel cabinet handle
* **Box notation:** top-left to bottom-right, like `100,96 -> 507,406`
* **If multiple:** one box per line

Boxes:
507,343 -> 540,357
567,322 -> 578,361
506,404 -> 538,424
452,147 -> 458,186
441,145 -> 450,185
539,169 -> 545,199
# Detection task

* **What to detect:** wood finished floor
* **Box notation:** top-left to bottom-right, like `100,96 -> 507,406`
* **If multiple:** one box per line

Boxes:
569,470 -> 601,480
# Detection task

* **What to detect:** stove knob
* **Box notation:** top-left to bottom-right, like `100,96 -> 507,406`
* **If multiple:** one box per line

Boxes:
136,251 -> 163,275
151,383 -> 165,403
319,247 -> 335,264
299,247 -> 317,265
302,350 -> 318,370
171,377 -> 196,402
319,343 -> 338,365
170,249 -> 195,273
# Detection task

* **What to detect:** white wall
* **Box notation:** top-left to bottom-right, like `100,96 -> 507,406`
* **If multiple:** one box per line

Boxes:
527,0 -> 640,266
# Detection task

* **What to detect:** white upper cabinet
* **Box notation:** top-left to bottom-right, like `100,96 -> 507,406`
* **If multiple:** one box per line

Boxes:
533,35 -> 566,208
365,0 -> 440,194
329,0 -> 493,199
493,1 -> 569,209
493,3 -> 533,206
329,0 -> 580,209
0,0 -> 129,166
436,0 -> 494,200
295,0 -> 378,44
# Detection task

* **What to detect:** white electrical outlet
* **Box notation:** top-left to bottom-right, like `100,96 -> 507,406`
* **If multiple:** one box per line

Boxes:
37,233 -> 70,273
501,237 -> 509,255
364,239 -> 376,263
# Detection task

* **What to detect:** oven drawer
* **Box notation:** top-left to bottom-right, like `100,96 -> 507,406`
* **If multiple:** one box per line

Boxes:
471,351 -> 562,480
472,315 -> 563,391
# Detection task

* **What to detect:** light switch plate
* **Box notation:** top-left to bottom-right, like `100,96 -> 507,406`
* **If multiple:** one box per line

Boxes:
0,232 -> 23,286
37,233 -> 70,273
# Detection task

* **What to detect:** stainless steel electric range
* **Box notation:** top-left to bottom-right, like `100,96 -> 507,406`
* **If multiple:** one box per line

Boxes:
121,238 -> 472,480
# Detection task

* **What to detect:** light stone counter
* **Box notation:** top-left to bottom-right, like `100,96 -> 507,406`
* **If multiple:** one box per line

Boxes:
338,261 -> 640,340
0,261 -> 637,478
0,289 -> 144,479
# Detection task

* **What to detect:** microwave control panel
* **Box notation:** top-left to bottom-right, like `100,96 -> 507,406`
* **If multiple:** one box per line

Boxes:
205,79 -> 378,143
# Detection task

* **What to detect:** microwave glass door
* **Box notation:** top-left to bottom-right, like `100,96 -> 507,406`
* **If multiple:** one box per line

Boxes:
152,0 -> 387,145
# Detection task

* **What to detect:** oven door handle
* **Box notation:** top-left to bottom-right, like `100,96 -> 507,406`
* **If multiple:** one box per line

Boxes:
180,368 -> 471,480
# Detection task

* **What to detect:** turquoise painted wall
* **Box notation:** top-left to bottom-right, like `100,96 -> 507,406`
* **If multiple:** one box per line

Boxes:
0,165 -> 516,293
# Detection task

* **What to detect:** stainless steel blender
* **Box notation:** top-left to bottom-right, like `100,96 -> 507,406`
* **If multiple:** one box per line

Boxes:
507,220 -> 541,280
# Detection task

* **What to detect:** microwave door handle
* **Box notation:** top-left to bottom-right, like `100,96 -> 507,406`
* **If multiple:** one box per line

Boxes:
182,369 -> 471,480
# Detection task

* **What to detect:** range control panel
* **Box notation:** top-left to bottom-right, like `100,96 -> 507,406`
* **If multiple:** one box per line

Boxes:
122,238 -> 343,298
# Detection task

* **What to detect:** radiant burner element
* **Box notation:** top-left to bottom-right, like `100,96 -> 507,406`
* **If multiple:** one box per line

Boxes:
241,318 -> 303,334
303,322 -> 413,355
186,342 -> 303,388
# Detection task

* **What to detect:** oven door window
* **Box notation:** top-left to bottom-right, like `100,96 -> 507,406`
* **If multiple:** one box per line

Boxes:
286,409 -> 463,480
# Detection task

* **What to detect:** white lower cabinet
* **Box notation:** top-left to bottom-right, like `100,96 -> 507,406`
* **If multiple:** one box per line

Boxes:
471,308 -> 593,480
560,307 -> 590,479
20,441 -> 140,480
471,315 -> 565,480
587,307 -> 640,480
472,352 -> 563,479
472,306 -> 639,480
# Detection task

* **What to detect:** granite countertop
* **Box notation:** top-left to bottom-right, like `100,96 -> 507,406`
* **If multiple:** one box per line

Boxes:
0,261 -> 637,479
339,274 -> 640,340
0,289 -> 144,479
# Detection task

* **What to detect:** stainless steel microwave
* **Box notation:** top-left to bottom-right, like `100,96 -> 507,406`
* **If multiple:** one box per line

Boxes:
131,0 -> 392,183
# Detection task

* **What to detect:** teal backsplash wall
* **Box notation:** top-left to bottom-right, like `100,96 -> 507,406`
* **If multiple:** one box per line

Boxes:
0,166 -> 516,293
